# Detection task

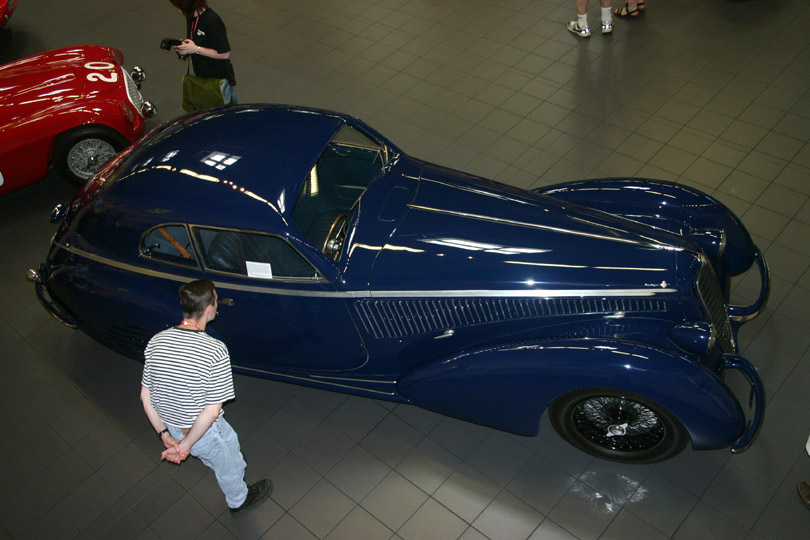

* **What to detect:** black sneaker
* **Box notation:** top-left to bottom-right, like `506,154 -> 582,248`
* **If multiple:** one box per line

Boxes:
230,479 -> 272,512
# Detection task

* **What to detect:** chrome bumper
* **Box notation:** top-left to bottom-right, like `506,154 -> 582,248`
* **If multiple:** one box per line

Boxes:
729,249 -> 770,324
724,354 -> 765,453
26,265 -> 78,329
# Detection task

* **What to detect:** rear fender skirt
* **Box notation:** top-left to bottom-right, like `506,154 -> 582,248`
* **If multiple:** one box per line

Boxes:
397,339 -> 748,449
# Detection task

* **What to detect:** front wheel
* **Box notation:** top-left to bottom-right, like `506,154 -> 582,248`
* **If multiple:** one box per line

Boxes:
53,125 -> 128,184
548,388 -> 689,464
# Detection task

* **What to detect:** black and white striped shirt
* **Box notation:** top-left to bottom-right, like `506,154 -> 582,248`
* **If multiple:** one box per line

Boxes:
142,327 -> 235,428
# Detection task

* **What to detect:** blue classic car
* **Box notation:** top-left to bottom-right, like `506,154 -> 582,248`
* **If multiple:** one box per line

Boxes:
29,104 -> 769,463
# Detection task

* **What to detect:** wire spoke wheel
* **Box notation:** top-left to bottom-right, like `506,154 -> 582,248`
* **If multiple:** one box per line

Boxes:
549,388 -> 689,463
53,125 -> 128,184
572,396 -> 665,452
67,138 -> 117,180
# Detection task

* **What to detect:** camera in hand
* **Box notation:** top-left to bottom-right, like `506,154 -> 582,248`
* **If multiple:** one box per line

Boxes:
160,38 -> 183,50
160,38 -> 187,60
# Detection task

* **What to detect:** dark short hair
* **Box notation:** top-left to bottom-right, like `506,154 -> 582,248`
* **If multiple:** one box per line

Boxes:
179,279 -> 216,319
169,0 -> 208,17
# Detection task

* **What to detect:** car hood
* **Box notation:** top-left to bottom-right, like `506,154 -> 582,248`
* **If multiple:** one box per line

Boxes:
0,45 -> 120,125
366,163 -> 695,297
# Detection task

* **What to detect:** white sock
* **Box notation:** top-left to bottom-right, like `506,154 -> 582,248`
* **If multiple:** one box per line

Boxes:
578,13 -> 588,28
601,7 -> 612,22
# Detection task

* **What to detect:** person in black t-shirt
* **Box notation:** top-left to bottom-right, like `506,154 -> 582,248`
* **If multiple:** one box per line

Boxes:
169,0 -> 236,105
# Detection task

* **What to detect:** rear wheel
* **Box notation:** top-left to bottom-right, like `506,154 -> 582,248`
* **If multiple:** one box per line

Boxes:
548,388 -> 689,463
53,125 -> 128,184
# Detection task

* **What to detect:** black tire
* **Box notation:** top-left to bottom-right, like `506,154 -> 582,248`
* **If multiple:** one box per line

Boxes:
53,125 -> 128,185
548,388 -> 689,464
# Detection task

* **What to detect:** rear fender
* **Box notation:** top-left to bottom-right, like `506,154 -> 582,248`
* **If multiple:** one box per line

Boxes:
397,339 -> 746,449
44,248 -> 189,360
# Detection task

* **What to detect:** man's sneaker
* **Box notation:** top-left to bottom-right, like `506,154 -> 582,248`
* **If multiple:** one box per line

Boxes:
601,20 -> 614,33
567,19 -> 591,38
230,479 -> 272,512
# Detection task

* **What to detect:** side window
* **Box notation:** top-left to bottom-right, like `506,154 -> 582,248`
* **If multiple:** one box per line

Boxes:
196,228 -> 319,280
141,224 -> 197,267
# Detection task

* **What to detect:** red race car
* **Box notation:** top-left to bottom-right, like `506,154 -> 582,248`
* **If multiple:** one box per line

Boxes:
0,0 -> 16,29
0,45 -> 155,195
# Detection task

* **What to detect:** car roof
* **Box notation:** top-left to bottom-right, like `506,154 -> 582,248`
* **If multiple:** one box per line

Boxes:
106,105 -> 347,229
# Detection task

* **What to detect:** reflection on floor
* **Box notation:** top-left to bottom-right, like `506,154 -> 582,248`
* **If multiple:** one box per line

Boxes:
2,0 -> 810,538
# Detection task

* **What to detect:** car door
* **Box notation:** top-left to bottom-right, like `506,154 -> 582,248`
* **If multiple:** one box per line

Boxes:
194,226 -> 368,372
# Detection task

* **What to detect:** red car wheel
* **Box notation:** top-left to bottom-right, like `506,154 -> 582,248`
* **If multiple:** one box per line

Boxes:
53,125 -> 128,184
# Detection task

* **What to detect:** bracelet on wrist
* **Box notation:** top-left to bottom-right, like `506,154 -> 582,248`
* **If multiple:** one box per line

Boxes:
157,428 -> 169,439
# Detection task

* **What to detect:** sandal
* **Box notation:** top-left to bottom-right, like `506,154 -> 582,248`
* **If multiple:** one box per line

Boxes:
614,2 -> 642,17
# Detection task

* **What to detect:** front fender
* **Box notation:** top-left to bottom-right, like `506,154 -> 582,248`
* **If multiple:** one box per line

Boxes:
397,339 -> 748,450
537,178 -> 756,275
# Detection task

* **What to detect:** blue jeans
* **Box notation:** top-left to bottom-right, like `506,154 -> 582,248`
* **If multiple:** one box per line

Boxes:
167,416 -> 248,508
219,79 -> 237,105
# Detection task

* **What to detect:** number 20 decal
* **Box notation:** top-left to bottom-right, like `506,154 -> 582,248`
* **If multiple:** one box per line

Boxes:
84,61 -> 118,83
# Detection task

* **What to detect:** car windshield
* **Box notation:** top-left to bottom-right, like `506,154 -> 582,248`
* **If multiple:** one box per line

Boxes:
292,124 -> 389,250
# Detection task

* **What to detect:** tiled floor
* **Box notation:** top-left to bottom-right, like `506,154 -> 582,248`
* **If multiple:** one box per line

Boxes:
2,0 -> 810,538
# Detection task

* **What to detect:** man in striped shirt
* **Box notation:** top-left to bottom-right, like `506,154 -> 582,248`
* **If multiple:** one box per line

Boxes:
140,278 -> 271,512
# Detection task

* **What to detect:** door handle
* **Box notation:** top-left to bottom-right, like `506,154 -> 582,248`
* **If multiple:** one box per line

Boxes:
219,297 -> 234,306
434,329 -> 454,339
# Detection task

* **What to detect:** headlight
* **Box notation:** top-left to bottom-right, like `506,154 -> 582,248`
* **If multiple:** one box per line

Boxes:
689,228 -> 726,260
669,322 -> 716,356
141,101 -> 157,118
130,66 -> 146,87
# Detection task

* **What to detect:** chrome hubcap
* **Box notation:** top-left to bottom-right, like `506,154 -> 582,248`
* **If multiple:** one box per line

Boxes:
573,396 -> 665,451
68,138 -> 116,180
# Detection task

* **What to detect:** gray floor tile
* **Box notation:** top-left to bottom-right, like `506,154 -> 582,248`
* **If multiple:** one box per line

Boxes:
433,464 -> 501,524
323,507 -> 392,540
471,490 -> 543,540
547,480 -> 618,540
398,498 -> 468,540
326,446 -> 391,503
362,471 -> 427,531
674,501 -> 751,540
289,479 -> 355,539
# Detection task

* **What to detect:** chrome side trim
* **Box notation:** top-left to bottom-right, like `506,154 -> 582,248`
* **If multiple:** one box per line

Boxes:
309,374 -> 396,384
58,242 -> 201,285
408,204 -> 683,251
233,365 -> 398,396
56,242 -> 677,299
367,288 -> 676,298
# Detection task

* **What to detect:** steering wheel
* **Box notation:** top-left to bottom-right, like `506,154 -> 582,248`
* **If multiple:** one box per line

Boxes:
322,213 -> 348,261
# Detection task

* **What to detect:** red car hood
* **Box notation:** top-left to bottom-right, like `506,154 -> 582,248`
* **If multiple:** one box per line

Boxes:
0,45 -> 123,125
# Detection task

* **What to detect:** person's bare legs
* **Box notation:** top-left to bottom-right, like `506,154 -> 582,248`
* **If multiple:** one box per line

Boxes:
600,0 -> 613,33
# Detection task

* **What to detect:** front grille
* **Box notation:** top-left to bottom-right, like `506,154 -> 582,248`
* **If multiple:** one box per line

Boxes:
354,296 -> 668,340
697,260 -> 734,353
122,69 -> 145,115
